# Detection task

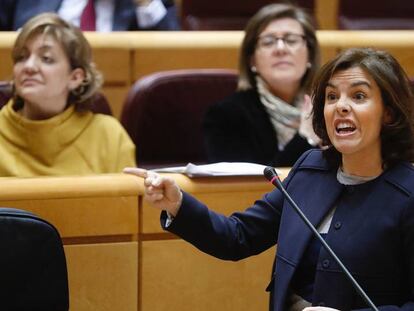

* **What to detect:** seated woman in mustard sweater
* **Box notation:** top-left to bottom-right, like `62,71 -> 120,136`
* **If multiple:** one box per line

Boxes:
0,13 -> 136,177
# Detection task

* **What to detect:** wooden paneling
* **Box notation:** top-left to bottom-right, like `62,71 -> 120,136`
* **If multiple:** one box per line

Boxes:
0,196 -> 137,237
140,239 -> 275,311
139,172 -> 286,311
317,31 -> 414,76
0,49 -> 13,81
66,242 -> 138,311
316,0 -> 339,30
0,172 -> 282,311
0,32 -> 14,81
132,31 -> 241,80
2,31 -> 414,120
0,174 -> 141,311
140,174 -> 275,234
101,85 -> 130,119
385,48 -> 414,77
93,49 -> 131,84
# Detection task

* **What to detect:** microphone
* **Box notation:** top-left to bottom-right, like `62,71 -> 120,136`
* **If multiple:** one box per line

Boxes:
263,166 -> 379,311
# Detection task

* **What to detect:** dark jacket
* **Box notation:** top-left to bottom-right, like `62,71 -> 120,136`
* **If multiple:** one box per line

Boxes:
203,89 -> 313,167
0,0 -> 179,31
162,149 -> 414,310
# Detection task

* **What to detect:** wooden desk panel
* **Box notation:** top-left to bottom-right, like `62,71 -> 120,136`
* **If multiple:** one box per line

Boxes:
364,48 -> 414,76
0,172 -> 291,311
139,171 -> 288,311
0,196 -> 137,237
316,0 -> 339,30
66,242 -> 138,311
317,31 -> 414,76
0,174 -> 140,237
131,31 -> 242,80
140,239 -> 275,311
101,85 -> 130,119
93,49 -> 131,84
140,169 -> 289,235
0,32 -> 14,81
0,174 -> 141,311
2,31 -> 414,120
0,50 -> 12,81
134,47 -> 238,79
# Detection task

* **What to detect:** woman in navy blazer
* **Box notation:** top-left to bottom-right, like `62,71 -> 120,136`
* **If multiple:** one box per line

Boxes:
125,48 -> 414,310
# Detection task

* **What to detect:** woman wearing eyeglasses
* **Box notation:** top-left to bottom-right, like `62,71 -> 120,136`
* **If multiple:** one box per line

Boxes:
203,3 -> 321,167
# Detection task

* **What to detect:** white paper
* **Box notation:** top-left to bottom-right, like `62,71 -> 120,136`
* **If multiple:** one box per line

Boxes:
136,0 -> 167,28
151,162 -> 270,177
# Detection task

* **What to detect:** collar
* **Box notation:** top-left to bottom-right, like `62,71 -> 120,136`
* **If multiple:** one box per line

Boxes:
0,100 -> 94,164
295,149 -> 414,197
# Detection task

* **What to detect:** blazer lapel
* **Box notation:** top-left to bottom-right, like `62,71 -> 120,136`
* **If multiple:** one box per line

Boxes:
273,169 -> 344,310
278,168 -> 343,257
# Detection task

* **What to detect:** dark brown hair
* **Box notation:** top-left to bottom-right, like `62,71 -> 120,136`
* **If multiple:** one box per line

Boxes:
12,12 -> 103,111
312,48 -> 414,168
238,3 -> 320,94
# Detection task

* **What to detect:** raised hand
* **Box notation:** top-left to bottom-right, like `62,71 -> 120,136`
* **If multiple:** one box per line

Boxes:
298,94 -> 321,146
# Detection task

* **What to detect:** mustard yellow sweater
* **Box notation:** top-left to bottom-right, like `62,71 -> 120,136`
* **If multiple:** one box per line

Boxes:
0,101 -> 136,177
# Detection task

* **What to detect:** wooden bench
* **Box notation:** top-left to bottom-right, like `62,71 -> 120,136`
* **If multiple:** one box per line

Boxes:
0,170 -> 291,311
0,174 -> 140,311
1,31 -> 414,119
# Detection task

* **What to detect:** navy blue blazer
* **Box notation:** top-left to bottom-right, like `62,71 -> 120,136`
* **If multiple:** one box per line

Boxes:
162,149 -> 414,310
0,0 -> 178,30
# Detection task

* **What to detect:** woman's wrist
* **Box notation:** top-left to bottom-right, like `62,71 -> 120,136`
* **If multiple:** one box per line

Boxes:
168,190 -> 183,217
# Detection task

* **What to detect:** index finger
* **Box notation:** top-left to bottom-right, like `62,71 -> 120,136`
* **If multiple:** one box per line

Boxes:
123,167 -> 148,178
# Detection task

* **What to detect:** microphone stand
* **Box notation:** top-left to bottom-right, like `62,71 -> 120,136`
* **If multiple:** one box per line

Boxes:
264,167 -> 379,311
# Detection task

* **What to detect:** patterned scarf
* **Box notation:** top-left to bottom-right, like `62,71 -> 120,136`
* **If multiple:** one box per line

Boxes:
256,76 -> 301,150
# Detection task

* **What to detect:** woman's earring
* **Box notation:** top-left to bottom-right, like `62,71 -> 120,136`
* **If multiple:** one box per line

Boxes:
251,66 -> 257,73
306,62 -> 312,69
71,79 -> 88,97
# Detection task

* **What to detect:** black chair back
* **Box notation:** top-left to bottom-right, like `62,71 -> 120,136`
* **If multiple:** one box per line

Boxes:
0,208 -> 69,311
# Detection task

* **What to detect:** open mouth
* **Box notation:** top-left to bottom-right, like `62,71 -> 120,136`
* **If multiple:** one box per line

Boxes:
335,121 -> 356,134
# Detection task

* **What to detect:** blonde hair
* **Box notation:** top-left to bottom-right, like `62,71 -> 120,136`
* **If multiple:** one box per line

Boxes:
12,12 -> 103,110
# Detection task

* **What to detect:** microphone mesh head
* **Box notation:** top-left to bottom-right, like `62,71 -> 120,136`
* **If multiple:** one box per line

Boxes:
263,166 -> 277,181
